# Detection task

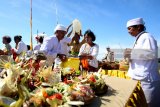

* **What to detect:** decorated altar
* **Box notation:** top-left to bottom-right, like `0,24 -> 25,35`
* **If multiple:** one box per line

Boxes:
0,55 -> 147,107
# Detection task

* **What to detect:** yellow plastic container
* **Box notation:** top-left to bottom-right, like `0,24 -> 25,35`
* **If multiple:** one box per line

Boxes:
119,64 -> 129,71
62,57 -> 80,71
100,69 -> 108,75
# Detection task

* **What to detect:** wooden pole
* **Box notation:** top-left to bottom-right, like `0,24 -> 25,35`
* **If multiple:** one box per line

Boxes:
30,0 -> 33,50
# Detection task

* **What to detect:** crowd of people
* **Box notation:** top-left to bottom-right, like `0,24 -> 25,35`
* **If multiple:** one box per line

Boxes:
0,23 -> 100,72
0,18 -> 160,106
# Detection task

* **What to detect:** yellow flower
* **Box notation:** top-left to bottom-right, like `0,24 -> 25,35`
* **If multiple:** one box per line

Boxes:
0,56 -> 12,69
4,62 -> 11,69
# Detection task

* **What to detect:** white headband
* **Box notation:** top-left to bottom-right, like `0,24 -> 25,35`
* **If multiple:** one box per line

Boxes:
126,18 -> 145,27
54,24 -> 67,33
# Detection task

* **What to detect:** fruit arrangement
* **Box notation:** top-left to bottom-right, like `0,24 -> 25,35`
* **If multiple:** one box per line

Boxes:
87,72 -> 108,96
70,83 -> 95,104
99,61 -> 119,70
0,52 -> 109,106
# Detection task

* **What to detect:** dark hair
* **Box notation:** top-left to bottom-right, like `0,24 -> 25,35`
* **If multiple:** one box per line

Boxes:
14,35 -> 22,41
3,36 -> 11,43
84,29 -> 96,41
39,36 -> 44,43
27,45 -> 30,50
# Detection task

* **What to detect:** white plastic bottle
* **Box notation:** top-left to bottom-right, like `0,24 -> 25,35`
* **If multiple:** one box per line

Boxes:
53,57 -> 62,82
54,57 -> 62,69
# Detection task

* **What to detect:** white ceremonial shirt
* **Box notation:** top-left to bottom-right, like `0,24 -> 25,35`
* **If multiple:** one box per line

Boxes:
34,43 -> 41,51
60,37 -> 71,56
78,43 -> 99,68
40,35 -> 71,66
40,35 -> 71,59
14,41 -> 27,54
40,36 -> 61,59
127,31 -> 160,82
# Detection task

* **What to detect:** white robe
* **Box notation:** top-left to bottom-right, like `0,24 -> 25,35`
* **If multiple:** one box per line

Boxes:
78,43 -> 99,68
34,43 -> 41,51
127,31 -> 160,81
14,41 -> 27,54
40,35 -> 71,66
127,31 -> 160,105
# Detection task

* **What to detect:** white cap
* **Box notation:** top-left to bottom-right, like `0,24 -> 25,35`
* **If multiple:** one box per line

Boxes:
54,24 -> 67,33
34,33 -> 47,38
126,18 -> 145,27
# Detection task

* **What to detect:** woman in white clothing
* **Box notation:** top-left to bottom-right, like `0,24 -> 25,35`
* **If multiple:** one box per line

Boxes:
126,18 -> 160,107
34,35 -> 44,51
12,35 -> 27,60
78,29 -> 99,72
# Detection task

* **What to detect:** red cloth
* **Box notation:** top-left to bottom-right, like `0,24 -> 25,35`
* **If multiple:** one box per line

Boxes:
11,49 -> 18,61
81,59 -> 89,70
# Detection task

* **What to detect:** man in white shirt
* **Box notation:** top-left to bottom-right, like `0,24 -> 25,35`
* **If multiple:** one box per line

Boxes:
40,24 -> 71,66
126,18 -> 160,107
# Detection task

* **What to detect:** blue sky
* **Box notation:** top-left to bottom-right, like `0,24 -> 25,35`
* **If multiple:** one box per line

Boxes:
0,0 -> 160,59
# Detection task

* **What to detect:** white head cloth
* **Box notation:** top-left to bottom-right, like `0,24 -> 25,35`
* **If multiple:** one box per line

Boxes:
126,18 -> 145,27
54,24 -> 67,33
